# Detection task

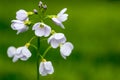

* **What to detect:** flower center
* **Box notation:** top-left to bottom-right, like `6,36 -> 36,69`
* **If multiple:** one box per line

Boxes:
39,24 -> 44,28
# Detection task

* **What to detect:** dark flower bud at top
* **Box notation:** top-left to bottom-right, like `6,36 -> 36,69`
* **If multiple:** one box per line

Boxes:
33,9 -> 38,14
38,1 -> 43,8
43,4 -> 47,10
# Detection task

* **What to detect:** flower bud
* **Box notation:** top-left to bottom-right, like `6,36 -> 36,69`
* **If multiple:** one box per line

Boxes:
38,1 -> 43,8
27,12 -> 34,16
51,30 -> 56,34
24,20 -> 31,25
43,4 -> 47,10
33,9 -> 38,14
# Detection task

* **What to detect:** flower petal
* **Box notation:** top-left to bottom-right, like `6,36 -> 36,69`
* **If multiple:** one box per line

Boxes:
39,62 -> 48,76
60,42 -> 74,59
32,22 -> 40,30
16,47 -> 23,54
58,14 -> 68,22
44,25 -> 51,37
11,20 -> 23,23
48,35 -> 54,44
16,9 -> 28,21
35,28 -> 45,37
57,8 -> 67,17
11,20 -> 25,30
12,55 -> 19,62
7,46 -> 16,58
20,47 -> 31,60
17,26 -> 28,34
52,18 -> 61,24
44,61 -> 54,74
22,47 -> 31,58
52,18 -> 65,29
50,39 -> 59,48
54,33 -> 66,40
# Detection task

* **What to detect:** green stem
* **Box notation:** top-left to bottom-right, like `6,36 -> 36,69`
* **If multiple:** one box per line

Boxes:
30,44 -> 38,50
40,38 -> 47,42
42,46 -> 52,58
37,37 -> 40,80
30,44 -> 43,59
28,36 -> 36,43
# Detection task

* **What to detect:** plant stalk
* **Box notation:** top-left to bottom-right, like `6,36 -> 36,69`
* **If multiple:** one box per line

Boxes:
37,37 -> 40,80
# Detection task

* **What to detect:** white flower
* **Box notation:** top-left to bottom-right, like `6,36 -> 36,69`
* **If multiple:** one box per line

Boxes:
48,33 -> 66,48
60,42 -> 74,59
16,9 -> 28,21
15,46 -> 32,61
39,60 -> 54,76
32,22 -> 51,37
52,8 -> 68,29
7,46 -> 32,62
11,20 -> 29,34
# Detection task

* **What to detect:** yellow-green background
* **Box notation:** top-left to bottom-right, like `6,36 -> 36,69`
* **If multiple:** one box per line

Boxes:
0,0 -> 120,80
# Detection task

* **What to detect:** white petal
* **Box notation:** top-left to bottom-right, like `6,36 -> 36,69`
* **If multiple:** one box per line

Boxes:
16,9 -> 28,21
57,33 -> 66,44
17,26 -> 28,34
59,23 -> 65,29
35,28 -> 45,37
12,55 -> 19,62
52,18 -> 61,24
65,42 -> 74,50
20,47 -> 31,60
54,33 -> 65,40
61,54 -> 67,59
44,25 -> 51,37
57,8 -> 67,17
22,47 -> 31,57
13,23 -> 25,30
15,49 -> 23,60
52,18 -> 65,29
60,42 -> 74,59
57,37 -> 66,44
39,62 -> 48,76
58,14 -> 68,22
7,46 -> 16,58
50,39 -> 59,48
32,22 -> 40,30
48,35 -> 54,44
16,47 -> 23,54
11,20 -> 24,30
11,20 -> 23,23
44,61 -> 54,74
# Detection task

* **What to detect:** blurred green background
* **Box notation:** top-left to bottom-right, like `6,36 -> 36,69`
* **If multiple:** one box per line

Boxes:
1,0 -> 120,80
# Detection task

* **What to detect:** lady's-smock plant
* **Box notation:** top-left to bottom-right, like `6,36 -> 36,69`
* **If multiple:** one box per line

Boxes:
7,1 -> 74,80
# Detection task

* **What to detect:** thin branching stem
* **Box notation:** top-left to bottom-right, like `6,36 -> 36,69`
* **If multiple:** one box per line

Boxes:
42,46 -> 52,58
28,36 -> 36,43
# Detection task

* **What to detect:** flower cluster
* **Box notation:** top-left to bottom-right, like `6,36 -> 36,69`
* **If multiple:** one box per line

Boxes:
7,1 -> 73,77
7,44 -> 31,62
